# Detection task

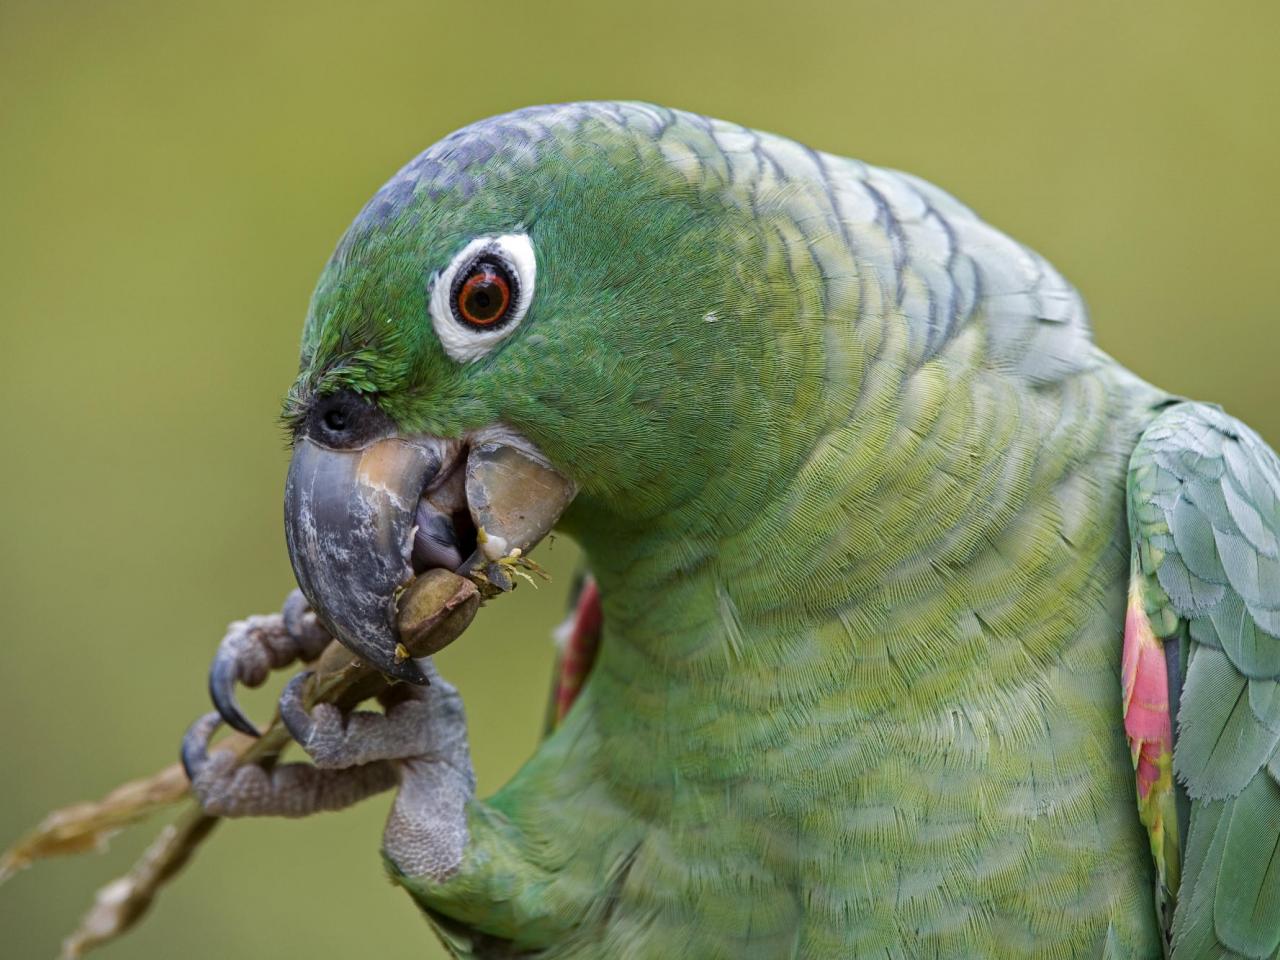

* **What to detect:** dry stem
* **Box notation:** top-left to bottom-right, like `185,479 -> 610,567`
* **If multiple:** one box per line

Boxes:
2,570 -> 480,959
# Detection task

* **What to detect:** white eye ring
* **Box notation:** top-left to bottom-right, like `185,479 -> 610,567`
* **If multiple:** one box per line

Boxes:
428,233 -> 536,363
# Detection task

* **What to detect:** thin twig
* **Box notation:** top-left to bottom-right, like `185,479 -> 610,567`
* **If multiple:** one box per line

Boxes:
1,570 -> 481,959
0,762 -> 197,885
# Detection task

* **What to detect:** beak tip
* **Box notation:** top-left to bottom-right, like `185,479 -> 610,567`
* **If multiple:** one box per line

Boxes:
381,654 -> 428,684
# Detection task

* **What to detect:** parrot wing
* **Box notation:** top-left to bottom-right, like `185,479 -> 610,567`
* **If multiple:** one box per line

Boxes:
1125,401 -> 1280,959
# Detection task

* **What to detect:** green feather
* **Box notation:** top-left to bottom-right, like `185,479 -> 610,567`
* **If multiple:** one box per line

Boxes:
1215,774 -> 1280,957
1214,594 -> 1280,678
1176,646 -> 1279,800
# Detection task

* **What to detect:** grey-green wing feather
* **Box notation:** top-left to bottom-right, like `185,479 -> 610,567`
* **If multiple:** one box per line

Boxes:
1128,402 -> 1280,959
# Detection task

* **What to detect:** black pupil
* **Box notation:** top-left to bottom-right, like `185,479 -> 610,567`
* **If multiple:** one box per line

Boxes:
323,408 -> 347,431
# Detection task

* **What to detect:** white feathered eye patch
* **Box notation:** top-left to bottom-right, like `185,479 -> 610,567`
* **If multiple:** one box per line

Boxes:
429,233 -> 536,363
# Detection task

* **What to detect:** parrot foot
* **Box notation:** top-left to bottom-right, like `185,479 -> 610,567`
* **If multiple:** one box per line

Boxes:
281,659 -> 476,881
277,665 -> 467,769
207,589 -> 331,737
186,653 -> 474,875
181,710 -> 399,817
180,658 -> 467,820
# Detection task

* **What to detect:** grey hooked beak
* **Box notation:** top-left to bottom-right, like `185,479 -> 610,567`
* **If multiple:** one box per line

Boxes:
281,396 -> 574,686
284,435 -> 442,683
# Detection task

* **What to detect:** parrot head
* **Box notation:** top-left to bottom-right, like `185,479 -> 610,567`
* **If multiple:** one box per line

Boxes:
276,103 -> 822,686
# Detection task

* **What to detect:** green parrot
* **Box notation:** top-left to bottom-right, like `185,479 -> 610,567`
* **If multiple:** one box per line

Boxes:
182,102 -> 1280,959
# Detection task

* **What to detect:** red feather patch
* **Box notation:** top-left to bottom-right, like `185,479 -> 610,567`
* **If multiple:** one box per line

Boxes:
1121,574 -> 1180,898
1122,580 -> 1173,798
554,578 -> 602,723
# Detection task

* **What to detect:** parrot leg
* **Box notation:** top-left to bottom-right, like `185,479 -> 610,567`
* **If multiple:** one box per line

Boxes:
361,662 -> 475,883
207,589 -> 332,736
280,659 -> 475,880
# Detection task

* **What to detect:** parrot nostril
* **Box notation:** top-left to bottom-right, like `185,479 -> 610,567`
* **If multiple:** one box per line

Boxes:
323,407 -> 349,433
305,390 -> 395,449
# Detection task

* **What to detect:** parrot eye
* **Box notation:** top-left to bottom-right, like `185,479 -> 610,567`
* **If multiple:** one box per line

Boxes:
429,233 -> 535,363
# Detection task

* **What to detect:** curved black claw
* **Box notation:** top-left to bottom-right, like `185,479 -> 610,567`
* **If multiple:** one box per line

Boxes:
278,671 -> 316,747
207,596 -> 332,739
209,652 -> 261,738
182,711 -> 222,782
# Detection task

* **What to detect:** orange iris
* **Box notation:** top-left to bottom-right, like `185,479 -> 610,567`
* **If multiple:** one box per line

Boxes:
455,264 -> 512,327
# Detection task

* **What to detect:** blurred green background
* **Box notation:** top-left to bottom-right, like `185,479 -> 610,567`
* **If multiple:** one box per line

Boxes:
1,1 -> 1276,957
